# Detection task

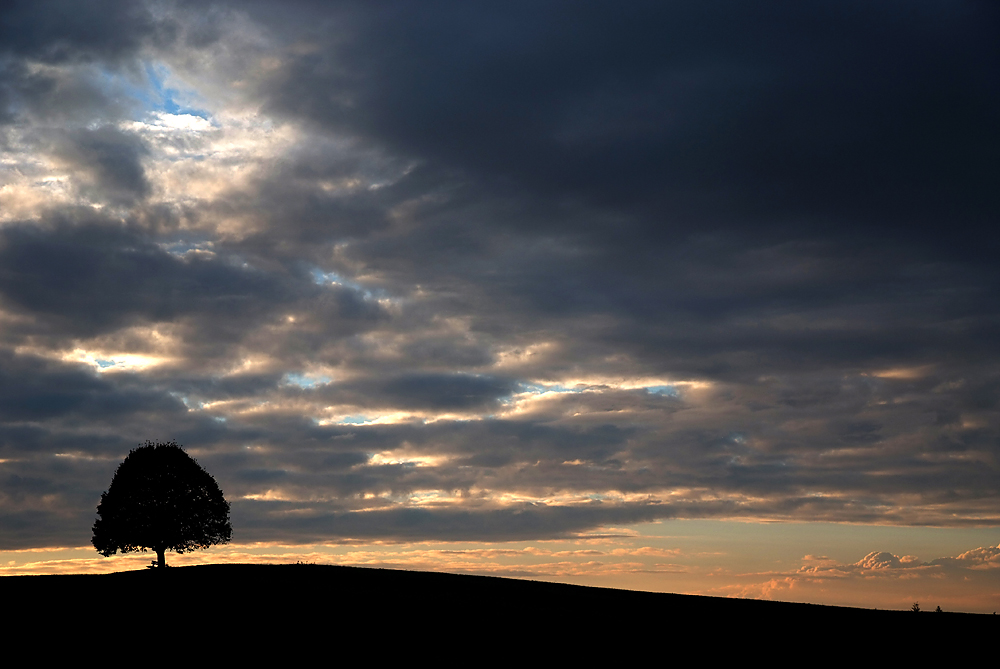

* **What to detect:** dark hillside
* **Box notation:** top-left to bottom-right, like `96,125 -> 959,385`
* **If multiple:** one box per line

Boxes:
3,564 -> 991,654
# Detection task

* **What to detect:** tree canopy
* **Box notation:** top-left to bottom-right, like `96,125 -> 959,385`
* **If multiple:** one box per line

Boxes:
92,440 -> 232,568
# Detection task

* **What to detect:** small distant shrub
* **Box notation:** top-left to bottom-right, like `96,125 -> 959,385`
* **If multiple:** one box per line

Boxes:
911,602 -> 920,612
935,606 -> 942,613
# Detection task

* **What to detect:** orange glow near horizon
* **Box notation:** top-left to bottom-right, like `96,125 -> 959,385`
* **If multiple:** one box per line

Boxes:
4,521 -> 999,614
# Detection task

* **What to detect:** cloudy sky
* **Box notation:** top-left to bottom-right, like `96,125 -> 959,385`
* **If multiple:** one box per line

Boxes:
2,0 -> 999,612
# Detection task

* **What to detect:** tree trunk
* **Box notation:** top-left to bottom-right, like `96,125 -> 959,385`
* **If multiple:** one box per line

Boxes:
157,547 -> 166,568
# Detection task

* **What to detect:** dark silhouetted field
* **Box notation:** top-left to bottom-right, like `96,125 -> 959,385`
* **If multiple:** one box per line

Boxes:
4,564 -> 992,655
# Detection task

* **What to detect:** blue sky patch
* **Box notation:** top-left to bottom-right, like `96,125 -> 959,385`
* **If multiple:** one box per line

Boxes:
283,373 -> 332,389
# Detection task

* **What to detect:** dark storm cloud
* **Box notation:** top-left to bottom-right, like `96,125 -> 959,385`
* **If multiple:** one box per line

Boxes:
0,58 -> 129,128
0,0 -> 162,63
53,126 -> 151,203
0,0 -> 178,127
369,373 -> 516,411
331,188 -> 1000,382
233,501 -> 676,544
223,0 -> 1000,389
0,216 -> 295,336
0,350 -> 183,423
2,0 -> 999,553
257,0 -> 999,252
0,433 -> 172,549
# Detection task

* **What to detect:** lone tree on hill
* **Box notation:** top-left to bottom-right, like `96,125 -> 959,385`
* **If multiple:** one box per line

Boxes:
92,440 -> 232,568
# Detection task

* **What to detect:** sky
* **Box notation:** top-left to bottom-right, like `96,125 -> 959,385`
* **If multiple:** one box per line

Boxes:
1,0 -> 999,613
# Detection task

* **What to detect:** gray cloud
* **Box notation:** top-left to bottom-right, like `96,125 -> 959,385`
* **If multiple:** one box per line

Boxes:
0,0 -> 998,555
0,217 -> 289,334
52,126 -> 151,203
0,0 -> 163,63
253,1 -> 999,254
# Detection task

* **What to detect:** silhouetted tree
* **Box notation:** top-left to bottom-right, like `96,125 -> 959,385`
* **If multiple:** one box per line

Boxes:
911,602 -> 920,612
92,440 -> 232,568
